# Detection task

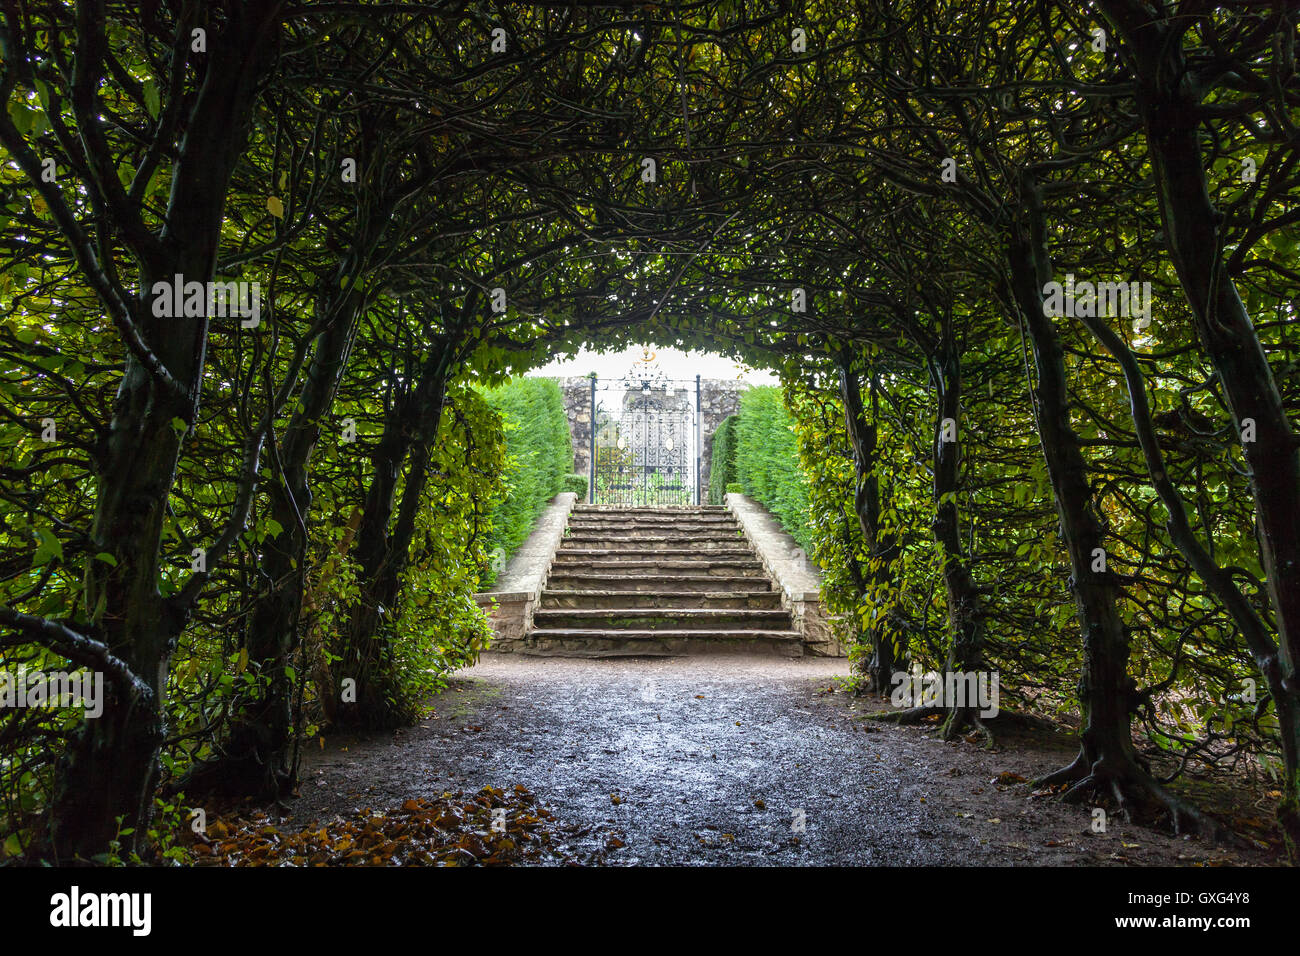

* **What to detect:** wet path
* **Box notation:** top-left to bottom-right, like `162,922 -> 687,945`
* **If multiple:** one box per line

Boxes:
292,655 -> 1260,866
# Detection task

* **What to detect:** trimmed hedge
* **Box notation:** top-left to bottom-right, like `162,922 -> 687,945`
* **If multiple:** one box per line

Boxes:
561,472 -> 588,500
480,377 -> 572,584
734,386 -> 812,553
708,414 -> 739,505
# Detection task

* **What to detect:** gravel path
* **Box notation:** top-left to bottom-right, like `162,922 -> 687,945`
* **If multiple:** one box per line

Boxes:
290,654 -> 1271,866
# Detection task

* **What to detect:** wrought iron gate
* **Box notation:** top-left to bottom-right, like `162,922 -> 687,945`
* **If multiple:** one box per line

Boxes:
589,352 -> 700,507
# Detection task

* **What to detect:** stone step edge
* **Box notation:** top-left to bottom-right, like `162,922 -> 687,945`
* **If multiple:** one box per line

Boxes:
554,556 -> 756,563
561,533 -> 747,541
541,589 -> 780,598
572,506 -> 729,512
566,522 -> 740,527
526,628 -> 803,640
553,548 -> 757,557
542,576 -> 773,589
530,613 -> 790,621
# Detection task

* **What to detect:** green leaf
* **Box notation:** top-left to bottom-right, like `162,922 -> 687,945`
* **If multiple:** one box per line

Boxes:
7,100 -> 34,137
143,79 -> 160,118
32,527 -> 63,566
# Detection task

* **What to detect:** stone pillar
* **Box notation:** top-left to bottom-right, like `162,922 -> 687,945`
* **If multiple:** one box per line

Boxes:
559,376 -> 593,475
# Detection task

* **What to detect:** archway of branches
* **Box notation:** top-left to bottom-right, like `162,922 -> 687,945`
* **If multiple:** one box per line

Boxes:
1,1 -> 1297,865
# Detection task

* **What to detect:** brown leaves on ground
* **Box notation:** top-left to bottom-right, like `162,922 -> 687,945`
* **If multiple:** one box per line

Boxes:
192,785 -> 613,866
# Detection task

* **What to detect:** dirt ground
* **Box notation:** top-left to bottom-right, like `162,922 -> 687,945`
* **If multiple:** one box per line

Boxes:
286,654 -> 1284,866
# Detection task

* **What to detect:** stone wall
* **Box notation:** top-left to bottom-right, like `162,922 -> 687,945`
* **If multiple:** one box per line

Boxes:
560,377 -> 594,480
726,492 -> 844,657
474,492 -> 578,651
555,375 -> 748,504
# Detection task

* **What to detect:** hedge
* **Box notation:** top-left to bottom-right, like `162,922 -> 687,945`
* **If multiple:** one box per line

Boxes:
734,386 -> 812,553
561,473 -> 588,500
708,414 -> 739,505
479,377 -> 573,584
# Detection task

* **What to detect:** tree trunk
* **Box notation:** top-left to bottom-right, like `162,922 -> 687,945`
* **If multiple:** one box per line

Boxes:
176,94 -> 419,796
45,6 -> 284,860
178,306 -> 357,799
926,318 -> 987,740
839,359 -> 902,694
1007,180 -> 1208,832
47,362 -> 181,860
331,342 -> 452,730
1098,0 -> 1300,853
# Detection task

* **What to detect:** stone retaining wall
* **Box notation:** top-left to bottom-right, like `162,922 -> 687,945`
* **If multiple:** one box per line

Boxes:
725,492 -> 843,657
474,492 -> 577,651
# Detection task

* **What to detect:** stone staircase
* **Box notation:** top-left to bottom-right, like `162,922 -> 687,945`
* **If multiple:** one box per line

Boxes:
524,504 -> 802,656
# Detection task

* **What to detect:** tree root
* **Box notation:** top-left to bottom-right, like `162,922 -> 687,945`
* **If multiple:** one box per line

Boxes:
981,710 -> 1062,734
870,704 -> 1001,747
1033,752 -> 1091,789
163,732 -> 294,803
1280,796 -> 1300,865
941,706 -> 995,748
1037,750 -> 1244,846
869,705 -> 945,725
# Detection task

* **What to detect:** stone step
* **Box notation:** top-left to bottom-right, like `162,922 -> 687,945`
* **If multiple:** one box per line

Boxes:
531,607 -> 794,631
570,509 -> 728,519
565,524 -> 742,538
553,547 -> 757,561
521,629 -> 804,657
539,589 -> 784,610
519,504 -> 801,657
543,573 -> 773,593
567,515 -> 739,528
577,509 -> 738,515
561,533 -> 745,548
548,558 -> 768,576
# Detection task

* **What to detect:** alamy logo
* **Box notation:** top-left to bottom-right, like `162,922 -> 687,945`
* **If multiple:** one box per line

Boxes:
1042,273 -> 1151,326
150,274 -> 261,328
0,668 -> 103,718
50,886 -> 151,936
890,667 -> 999,718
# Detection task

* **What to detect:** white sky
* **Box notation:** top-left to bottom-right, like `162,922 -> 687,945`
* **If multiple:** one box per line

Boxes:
528,344 -> 777,385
